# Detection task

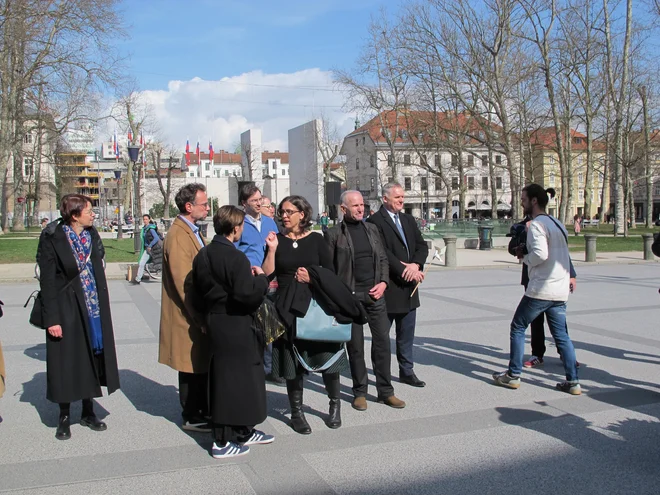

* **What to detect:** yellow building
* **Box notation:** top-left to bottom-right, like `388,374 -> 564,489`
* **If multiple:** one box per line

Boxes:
528,128 -> 606,219
56,152 -> 103,206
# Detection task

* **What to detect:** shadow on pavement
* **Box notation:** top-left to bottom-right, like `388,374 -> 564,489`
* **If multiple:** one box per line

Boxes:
20,371 -> 110,428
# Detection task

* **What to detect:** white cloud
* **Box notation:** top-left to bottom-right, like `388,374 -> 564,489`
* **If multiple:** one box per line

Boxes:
132,68 -> 354,153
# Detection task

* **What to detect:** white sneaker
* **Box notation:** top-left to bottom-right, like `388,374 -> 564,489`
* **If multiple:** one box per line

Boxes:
211,442 -> 250,458
243,429 -> 274,446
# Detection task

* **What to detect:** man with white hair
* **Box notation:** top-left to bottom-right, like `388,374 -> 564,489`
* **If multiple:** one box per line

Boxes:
325,190 -> 405,411
367,183 -> 429,387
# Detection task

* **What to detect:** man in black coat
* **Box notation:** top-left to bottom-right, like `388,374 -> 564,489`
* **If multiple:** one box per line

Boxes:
325,190 -> 406,411
367,183 -> 429,387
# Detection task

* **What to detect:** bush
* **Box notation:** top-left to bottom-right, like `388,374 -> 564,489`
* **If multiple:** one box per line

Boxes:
149,202 -> 178,218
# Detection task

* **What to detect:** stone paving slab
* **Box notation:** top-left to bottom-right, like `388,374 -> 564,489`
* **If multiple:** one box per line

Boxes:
0,265 -> 659,494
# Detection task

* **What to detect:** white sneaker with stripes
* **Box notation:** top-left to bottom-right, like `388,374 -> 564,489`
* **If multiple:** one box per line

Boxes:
244,430 -> 275,446
211,441 -> 250,459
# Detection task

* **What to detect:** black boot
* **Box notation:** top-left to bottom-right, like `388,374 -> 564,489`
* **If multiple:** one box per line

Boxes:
80,398 -> 107,431
56,403 -> 71,440
323,372 -> 341,429
287,376 -> 311,435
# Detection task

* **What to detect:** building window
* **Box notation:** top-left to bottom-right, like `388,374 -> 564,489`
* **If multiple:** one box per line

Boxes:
23,158 -> 33,176
599,172 -> 604,182
549,172 -> 555,186
388,155 -> 394,169
356,158 -> 359,170
578,172 -> 584,183
205,163 -> 210,172
362,136 -> 365,145
577,155 -> 584,165
421,177 -> 428,190
370,155 -> 375,168
281,169 -> 286,176
435,154 -> 441,168
482,176 -> 488,189
24,133 -> 33,144
404,177 -> 412,190
451,154 -> 458,168
496,177 -> 503,190
404,154 -> 411,166
387,176 -> 394,184
224,170 -> 229,176
468,155 -> 474,167
370,177 -> 375,191
496,155 -> 502,165
356,138 -> 359,147
451,176 -> 459,190
549,155 -> 555,164
468,176 -> 475,190
481,155 -> 487,167
654,183 -> 660,196
435,177 -> 443,190
578,189 -> 584,201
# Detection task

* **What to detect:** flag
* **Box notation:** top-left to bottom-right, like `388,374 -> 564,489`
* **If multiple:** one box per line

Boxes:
196,139 -> 200,164
185,139 -> 190,167
139,131 -> 144,147
209,140 -> 214,164
127,128 -> 133,144
113,129 -> 119,158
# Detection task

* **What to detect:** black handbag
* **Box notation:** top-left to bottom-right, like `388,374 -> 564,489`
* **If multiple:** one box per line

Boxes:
24,277 -> 78,330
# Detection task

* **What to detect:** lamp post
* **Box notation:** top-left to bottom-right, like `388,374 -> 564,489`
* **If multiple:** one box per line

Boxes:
127,144 -> 141,253
114,169 -> 123,239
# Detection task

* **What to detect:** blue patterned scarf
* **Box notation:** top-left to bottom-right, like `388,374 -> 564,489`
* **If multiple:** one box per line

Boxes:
62,225 -> 104,354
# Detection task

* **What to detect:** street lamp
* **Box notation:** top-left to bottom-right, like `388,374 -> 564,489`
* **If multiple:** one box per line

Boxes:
127,144 -> 141,253
114,169 -> 123,239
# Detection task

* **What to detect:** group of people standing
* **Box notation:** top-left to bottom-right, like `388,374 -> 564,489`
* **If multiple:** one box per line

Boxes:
28,180 -> 581,460
154,181 -> 430,458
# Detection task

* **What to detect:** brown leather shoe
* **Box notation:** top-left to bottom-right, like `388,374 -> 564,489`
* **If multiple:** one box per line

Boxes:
352,396 -> 368,411
377,395 -> 406,409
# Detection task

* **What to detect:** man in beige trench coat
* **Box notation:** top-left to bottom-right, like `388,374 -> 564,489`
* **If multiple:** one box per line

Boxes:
158,183 -> 211,432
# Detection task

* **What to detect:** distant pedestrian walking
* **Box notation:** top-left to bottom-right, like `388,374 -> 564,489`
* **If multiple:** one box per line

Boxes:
573,215 -> 581,236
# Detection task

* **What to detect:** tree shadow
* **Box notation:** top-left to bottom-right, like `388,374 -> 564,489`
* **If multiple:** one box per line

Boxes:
571,339 -> 660,366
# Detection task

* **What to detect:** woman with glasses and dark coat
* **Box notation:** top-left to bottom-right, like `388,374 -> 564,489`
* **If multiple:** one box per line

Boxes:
37,194 -> 120,440
262,195 -> 347,435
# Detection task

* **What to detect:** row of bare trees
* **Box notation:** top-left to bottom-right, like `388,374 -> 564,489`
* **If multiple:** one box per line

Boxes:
336,0 -> 660,232
0,0 -> 125,232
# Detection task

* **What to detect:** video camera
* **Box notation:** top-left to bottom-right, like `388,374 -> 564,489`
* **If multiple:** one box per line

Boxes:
507,222 -> 528,257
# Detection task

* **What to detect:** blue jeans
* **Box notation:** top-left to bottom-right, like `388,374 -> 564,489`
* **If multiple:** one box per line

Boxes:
509,296 -> 578,382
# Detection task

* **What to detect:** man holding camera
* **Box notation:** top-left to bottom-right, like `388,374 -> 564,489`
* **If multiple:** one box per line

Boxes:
494,184 -> 580,395
508,216 -> 578,369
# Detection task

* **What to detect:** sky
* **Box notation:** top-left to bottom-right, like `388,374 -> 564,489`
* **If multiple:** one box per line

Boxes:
113,0 -> 387,152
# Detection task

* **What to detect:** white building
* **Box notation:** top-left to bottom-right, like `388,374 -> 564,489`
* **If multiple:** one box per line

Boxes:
340,110 -> 513,219
288,120 -> 325,216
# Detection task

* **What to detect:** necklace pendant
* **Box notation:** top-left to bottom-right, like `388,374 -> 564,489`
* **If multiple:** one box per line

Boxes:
292,241 -> 298,249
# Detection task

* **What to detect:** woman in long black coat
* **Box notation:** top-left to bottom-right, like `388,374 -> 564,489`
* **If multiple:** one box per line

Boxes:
38,194 -> 120,440
191,205 -> 272,459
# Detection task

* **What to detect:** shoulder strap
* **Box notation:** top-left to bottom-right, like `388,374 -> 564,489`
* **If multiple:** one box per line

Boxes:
545,215 -> 569,246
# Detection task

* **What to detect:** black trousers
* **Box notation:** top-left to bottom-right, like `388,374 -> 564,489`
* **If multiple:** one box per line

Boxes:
347,292 -> 394,398
178,371 -> 209,420
530,312 -> 546,358
213,425 -> 254,445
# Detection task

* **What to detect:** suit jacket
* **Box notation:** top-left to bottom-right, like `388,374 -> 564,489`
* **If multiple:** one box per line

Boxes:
324,220 -> 389,292
367,206 -> 429,313
158,216 -> 210,373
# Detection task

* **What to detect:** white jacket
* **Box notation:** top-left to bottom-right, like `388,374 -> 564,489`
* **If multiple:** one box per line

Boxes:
523,215 -> 571,302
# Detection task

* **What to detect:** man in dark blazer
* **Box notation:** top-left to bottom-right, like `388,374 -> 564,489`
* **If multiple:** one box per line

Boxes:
367,183 -> 429,387
325,190 -> 406,411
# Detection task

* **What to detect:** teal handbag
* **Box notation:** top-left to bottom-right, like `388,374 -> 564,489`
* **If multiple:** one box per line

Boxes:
295,299 -> 352,343
293,299 -> 351,373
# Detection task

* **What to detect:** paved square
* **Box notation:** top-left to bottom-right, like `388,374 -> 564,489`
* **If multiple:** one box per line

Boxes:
1,264 -> 659,494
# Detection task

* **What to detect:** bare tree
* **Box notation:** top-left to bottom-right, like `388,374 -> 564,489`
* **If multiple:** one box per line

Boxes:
147,141 -> 180,219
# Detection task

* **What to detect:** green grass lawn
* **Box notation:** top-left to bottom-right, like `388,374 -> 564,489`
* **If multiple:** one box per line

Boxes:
0,238 -> 140,264
567,234 -> 645,252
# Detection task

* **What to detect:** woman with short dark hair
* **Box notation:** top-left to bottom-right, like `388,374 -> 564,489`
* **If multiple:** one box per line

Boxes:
37,194 -> 120,440
192,205 -> 273,458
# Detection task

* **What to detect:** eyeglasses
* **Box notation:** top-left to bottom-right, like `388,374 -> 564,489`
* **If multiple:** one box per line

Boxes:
191,202 -> 208,207
278,209 -> 301,217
